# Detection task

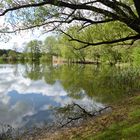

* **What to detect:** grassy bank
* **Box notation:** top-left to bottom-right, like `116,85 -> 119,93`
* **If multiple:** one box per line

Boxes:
27,93 -> 140,140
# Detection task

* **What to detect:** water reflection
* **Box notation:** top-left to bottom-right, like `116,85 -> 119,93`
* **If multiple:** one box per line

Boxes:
0,64 -> 104,129
0,63 -> 140,129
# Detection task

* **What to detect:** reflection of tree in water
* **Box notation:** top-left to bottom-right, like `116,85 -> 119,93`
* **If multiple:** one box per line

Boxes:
25,62 -> 44,80
44,64 -> 60,85
24,63 -> 140,103
89,66 -> 140,103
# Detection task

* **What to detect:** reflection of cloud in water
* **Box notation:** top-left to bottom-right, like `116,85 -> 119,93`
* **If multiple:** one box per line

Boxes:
0,99 -> 34,128
40,104 -> 53,111
54,96 -> 72,106
12,80 -> 67,96
0,64 -> 67,97
0,64 -> 104,129
0,92 -> 10,104
75,97 -> 104,112
54,95 -> 104,112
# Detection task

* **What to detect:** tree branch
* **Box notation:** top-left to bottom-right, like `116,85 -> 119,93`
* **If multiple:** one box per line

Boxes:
0,1 -> 47,16
133,0 -> 140,18
0,0 -> 118,19
61,30 -> 140,50
59,103 -> 112,128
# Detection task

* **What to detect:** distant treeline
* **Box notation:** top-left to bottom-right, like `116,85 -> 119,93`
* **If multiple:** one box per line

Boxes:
1,28 -> 140,65
0,49 -> 20,56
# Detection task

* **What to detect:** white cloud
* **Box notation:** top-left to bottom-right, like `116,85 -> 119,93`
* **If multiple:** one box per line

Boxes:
0,64 -> 67,97
0,17 -> 5,27
0,29 -> 49,51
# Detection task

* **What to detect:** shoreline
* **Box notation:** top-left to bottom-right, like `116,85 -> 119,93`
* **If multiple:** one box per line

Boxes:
20,92 -> 140,140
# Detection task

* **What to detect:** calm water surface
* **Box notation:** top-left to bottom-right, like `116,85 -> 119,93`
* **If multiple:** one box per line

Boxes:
0,63 -> 140,129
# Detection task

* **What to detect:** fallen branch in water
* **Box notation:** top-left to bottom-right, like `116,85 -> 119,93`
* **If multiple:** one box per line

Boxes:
55,103 -> 112,128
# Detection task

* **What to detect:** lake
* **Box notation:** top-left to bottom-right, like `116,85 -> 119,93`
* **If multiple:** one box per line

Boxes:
0,63 -> 140,130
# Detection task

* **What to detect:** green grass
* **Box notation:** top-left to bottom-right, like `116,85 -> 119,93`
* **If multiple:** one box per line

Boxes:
133,95 -> 140,104
77,95 -> 140,140
129,108 -> 140,119
85,121 -> 140,140
122,124 -> 140,139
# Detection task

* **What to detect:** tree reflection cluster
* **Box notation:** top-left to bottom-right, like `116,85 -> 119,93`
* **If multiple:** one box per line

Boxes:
24,63 -> 140,103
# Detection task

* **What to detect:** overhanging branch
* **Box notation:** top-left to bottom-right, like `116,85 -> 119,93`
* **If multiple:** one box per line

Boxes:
0,0 -> 118,19
61,30 -> 140,50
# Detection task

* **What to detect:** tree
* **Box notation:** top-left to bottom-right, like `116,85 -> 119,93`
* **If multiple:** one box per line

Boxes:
43,36 -> 60,56
131,40 -> 140,64
59,32 -> 88,62
25,40 -> 42,61
0,0 -> 140,49
8,50 -> 17,61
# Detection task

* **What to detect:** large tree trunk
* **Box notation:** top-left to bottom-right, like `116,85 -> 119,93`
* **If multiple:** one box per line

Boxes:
127,21 -> 140,34
133,0 -> 140,18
